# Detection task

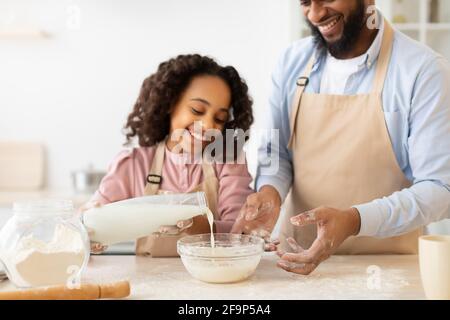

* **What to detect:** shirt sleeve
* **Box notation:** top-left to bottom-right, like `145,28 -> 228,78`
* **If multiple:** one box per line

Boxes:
89,149 -> 138,205
355,56 -> 450,237
214,154 -> 254,233
255,48 -> 294,201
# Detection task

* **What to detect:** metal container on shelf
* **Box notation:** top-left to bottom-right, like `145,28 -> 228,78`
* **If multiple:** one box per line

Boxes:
71,164 -> 105,194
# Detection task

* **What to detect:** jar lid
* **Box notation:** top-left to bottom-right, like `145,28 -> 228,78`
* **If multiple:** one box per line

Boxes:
13,199 -> 74,216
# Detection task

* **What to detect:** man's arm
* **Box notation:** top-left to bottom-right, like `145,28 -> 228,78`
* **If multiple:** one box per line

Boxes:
354,56 -> 450,237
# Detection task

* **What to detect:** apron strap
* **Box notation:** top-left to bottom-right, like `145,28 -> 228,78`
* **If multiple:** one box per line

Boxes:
372,19 -> 395,95
143,140 -> 166,195
287,56 -> 316,149
201,161 -> 216,180
200,158 -> 220,220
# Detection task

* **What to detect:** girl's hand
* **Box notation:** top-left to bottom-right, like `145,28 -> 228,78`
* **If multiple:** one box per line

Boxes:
159,215 -> 212,235
90,241 -> 108,255
78,201 -> 109,254
77,200 -> 102,215
183,215 -> 213,235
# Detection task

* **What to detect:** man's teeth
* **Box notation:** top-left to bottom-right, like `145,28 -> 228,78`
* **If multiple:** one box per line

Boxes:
319,17 -> 339,32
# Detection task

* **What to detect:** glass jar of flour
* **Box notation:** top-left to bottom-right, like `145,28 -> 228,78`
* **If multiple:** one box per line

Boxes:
0,200 -> 90,288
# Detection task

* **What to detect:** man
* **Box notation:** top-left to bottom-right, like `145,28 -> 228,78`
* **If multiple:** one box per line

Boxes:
232,0 -> 450,275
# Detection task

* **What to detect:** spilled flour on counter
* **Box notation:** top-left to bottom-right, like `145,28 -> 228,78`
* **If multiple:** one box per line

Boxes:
8,224 -> 86,287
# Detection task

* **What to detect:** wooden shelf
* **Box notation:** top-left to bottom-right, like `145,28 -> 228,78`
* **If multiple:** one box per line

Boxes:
394,23 -> 450,31
426,23 -> 450,31
394,23 -> 421,31
0,28 -> 50,39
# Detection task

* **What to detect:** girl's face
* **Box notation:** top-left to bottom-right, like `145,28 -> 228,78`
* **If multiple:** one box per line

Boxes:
167,75 -> 231,154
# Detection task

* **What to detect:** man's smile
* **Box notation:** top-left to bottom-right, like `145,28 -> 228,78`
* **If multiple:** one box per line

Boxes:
314,14 -> 343,39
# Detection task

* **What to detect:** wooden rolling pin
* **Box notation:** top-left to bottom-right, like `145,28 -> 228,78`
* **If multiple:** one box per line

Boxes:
0,280 -> 130,300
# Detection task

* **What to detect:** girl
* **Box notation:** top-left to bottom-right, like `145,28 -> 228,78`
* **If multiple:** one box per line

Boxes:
82,54 -> 254,257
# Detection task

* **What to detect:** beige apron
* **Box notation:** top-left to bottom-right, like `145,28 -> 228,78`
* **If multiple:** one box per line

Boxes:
135,140 -> 219,257
280,20 -> 421,255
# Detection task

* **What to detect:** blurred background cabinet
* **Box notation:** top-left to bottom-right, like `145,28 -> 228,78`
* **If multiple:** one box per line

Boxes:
379,0 -> 450,60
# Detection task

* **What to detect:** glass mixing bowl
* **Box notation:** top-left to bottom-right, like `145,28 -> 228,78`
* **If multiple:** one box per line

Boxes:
177,233 -> 264,284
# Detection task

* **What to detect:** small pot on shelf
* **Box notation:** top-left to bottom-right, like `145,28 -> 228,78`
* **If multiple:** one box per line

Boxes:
71,164 -> 105,194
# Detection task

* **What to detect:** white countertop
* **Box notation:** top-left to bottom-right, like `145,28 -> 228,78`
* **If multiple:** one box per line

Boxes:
0,253 -> 426,300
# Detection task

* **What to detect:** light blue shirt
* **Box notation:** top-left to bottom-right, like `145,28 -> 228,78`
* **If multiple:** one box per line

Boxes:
256,15 -> 450,238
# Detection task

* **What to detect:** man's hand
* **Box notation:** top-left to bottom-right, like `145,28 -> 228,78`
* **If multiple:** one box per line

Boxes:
276,206 -> 361,275
231,185 -> 282,248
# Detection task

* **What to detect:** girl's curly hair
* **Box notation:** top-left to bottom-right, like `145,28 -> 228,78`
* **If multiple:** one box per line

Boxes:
124,54 -> 254,151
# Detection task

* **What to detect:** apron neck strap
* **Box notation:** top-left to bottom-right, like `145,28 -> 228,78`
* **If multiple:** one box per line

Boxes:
144,140 -> 166,195
201,160 -> 216,179
200,157 -> 219,219
372,19 -> 394,95
144,139 -> 217,195
287,56 -> 316,149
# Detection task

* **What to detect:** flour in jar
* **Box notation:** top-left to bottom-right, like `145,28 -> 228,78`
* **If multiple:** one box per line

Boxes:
5,224 -> 86,287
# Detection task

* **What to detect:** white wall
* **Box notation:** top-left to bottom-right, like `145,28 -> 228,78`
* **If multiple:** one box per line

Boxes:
0,0 -> 300,188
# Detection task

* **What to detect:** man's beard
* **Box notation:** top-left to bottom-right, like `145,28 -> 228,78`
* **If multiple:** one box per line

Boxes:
307,1 -> 367,57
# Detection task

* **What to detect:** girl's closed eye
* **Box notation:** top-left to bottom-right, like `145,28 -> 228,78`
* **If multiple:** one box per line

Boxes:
190,105 -> 228,125
215,113 -> 228,124
191,107 -> 204,115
